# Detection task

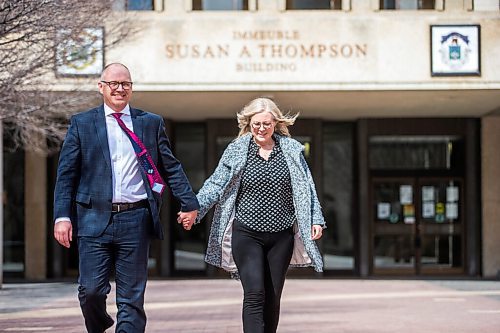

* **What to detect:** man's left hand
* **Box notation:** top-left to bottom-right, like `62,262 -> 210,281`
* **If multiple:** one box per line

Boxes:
177,210 -> 198,230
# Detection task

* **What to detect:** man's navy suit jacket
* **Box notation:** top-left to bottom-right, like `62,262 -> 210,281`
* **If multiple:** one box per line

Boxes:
53,105 -> 199,239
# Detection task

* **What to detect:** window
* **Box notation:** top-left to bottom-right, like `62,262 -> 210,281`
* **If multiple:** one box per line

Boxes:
380,0 -> 435,9
369,136 -> 464,170
193,0 -> 248,10
3,133 -> 25,278
287,0 -> 341,10
127,0 -> 154,10
172,123 -> 207,272
322,123 -> 355,270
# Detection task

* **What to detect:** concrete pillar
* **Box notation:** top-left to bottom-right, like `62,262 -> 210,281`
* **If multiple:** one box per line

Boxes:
265,0 -> 283,12
435,0 -> 445,10
446,0 -> 466,10
351,0 -> 376,11
153,0 -> 164,11
248,0 -> 257,11
24,151 -> 47,280
464,0 -> 474,11
341,0 -> 352,11
368,0 -> 380,11
481,114 -> 500,278
163,0 -> 186,12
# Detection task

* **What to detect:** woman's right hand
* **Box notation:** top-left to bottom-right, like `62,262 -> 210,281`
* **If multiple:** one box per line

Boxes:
311,225 -> 323,240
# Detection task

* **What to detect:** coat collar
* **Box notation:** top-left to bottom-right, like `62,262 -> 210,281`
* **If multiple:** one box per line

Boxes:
95,105 -> 111,169
231,133 -> 304,156
224,133 -> 304,171
130,107 -> 144,143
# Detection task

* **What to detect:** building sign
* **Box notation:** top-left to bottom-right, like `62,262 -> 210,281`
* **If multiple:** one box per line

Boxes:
166,30 -> 367,73
430,25 -> 480,76
56,27 -> 104,76
161,28 -> 370,83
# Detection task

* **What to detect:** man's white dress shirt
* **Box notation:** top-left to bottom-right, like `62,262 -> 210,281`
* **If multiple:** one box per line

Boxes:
104,104 -> 147,203
55,104 -> 147,223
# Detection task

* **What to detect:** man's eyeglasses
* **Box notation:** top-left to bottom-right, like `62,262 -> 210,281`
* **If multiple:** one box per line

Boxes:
100,80 -> 133,90
251,122 -> 274,129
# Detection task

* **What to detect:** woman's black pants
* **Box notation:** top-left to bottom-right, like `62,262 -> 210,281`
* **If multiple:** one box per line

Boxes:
232,220 -> 294,333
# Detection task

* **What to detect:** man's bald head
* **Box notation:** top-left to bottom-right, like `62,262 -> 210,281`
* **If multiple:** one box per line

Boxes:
100,63 -> 131,81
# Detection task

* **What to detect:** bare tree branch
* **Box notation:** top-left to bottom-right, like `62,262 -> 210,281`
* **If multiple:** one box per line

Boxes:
0,0 -> 132,153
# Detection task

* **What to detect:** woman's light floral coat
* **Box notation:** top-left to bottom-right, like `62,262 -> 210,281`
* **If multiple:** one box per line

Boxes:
196,133 -> 326,275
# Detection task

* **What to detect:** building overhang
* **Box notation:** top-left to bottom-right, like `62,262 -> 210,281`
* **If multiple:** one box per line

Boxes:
129,88 -> 500,120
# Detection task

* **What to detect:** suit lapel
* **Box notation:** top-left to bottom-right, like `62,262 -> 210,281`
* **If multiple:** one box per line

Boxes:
130,107 -> 144,143
94,105 -> 111,169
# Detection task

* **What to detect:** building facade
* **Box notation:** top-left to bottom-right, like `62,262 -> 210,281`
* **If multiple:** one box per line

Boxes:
3,0 -> 500,282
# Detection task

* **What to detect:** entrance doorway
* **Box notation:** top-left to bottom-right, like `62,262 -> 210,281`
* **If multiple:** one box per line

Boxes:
358,118 -> 482,278
371,177 -> 464,275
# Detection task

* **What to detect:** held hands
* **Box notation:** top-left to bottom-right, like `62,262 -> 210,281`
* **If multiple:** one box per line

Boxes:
177,210 -> 198,231
54,221 -> 72,248
311,225 -> 323,240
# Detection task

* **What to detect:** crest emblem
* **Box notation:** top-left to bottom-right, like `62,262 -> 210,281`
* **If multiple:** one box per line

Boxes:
438,32 -> 472,70
56,27 -> 104,76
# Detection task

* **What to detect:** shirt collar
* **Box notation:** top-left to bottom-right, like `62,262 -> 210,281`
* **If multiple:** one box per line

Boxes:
104,103 -> 131,117
250,134 -> 280,148
249,134 -> 280,159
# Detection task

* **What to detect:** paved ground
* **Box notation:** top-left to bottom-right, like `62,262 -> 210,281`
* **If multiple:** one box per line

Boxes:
1,278 -> 500,332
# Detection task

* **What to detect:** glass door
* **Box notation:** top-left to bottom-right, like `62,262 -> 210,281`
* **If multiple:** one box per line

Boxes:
372,177 -> 464,275
418,178 -> 463,274
372,178 -> 417,274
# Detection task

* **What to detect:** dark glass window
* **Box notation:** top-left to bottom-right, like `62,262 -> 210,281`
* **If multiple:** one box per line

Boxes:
193,0 -> 248,10
380,0 -> 435,9
374,235 -> 415,268
421,235 -> 462,268
127,0 -> 154,10
369,136 -> 464,170
3,144 -> 25,277
294,136 -> 313,164
172,123 -> 206,271
322,123 -> 354,270
287,0 -> 341,10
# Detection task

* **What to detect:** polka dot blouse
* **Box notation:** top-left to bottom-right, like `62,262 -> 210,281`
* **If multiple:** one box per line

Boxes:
235,137 -> 296,232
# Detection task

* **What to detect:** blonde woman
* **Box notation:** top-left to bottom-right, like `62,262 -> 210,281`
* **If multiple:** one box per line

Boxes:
179,97 -> 325,333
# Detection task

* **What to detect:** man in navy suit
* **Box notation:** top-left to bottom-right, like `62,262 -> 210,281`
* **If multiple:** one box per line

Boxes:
53,63 -> 199,333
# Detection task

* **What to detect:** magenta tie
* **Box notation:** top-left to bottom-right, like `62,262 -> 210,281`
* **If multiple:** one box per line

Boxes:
111,113 -> 166,194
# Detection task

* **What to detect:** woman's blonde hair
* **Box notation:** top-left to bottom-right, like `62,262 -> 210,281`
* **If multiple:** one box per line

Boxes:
236,97 -> 299,137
